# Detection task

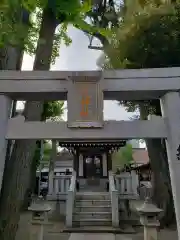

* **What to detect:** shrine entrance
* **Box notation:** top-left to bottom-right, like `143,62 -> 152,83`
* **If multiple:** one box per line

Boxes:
58,141 -> 125,192
83,155 -> 102,191
84,154 -> 102,179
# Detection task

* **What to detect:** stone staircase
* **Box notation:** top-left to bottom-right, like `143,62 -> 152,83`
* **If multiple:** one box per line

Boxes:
72,192 -> 112,227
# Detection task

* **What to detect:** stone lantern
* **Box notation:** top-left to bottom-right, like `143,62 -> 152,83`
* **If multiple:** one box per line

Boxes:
137,200 -> 163,240
28,197 -> 51,240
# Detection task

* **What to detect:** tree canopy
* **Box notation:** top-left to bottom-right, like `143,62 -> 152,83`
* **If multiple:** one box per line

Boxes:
0,0 -> 111,63
105,2 -> 180,69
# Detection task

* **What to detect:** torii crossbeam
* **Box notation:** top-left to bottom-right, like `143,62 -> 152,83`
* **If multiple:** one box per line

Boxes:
0,67 -> 180,100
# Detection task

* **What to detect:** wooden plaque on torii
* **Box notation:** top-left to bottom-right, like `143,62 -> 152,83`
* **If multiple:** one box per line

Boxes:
67,72 -> 103,128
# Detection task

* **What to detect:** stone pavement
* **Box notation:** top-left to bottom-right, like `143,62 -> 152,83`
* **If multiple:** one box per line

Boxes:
44,233 -> 137,240
66,231 -> 178,240
68,233 -> 141,240
15,212 -> 178,240
68,233 -> 117,240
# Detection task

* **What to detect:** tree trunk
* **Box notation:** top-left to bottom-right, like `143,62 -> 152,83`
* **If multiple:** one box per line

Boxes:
0,44 -> 27,192
146,139 -> 175,227
0,8 -> 57,240
139,102 -> 175,227
21,145 -> 39,210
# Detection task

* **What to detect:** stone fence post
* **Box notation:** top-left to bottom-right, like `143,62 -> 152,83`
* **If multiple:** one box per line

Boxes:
28,199 -> 51,240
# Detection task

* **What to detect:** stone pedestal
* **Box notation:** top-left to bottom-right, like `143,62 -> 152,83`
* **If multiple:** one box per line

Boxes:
28,198 -> 51,240
137,201 -> 163,240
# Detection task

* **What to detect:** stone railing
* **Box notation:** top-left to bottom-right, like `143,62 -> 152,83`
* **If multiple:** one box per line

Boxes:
47,173 -> 72,200
66,171 -> 76,227
53,174 -> 71,195
109,171 -> 119,227
115,171 -> 139,198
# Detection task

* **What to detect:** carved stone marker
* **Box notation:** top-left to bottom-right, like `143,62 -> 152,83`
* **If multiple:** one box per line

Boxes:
28,198 -> 51,240
137,201 -> 163,240
67,72 -> 103,128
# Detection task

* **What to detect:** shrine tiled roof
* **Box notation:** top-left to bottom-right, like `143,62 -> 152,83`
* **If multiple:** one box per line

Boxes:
59,141 -> 126,148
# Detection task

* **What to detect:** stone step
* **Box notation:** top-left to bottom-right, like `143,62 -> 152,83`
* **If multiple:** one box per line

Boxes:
73,218 -> 112,226
75,200 -> 111,207
63,226 -> 136,234
76,193 -> 110,200
75,205 -> 111,212
73,212 -> 112,220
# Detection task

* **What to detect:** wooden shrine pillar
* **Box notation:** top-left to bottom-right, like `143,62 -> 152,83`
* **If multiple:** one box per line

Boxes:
73,149 -> 79,174
102,153 -> 108,177
107,151 -> 112,172
78,153 -> 84,177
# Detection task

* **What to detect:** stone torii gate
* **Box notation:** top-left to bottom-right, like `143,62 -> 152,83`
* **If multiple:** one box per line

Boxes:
0,68 -> 180,237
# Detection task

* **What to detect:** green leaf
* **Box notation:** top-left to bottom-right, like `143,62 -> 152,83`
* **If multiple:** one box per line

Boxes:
80,1 -> 92,13
22,0 -> 36,12
98,28 -> 112,37
74,17 -> 112,38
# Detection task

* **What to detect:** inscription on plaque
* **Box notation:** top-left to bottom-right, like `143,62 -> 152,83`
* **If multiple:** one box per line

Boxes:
67,74 -> 103,128
80,89 -> 90,118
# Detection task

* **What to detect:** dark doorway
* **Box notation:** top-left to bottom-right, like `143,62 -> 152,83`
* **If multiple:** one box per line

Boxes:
83,154 -> 103,178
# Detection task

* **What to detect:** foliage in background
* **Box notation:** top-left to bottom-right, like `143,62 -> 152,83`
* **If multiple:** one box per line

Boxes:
42,101 -> 64,121
106,3 -> 178,69
34,141 -> 52,168
112,144 -> 134,170
43,142 -> 52,162
102,1 -> 180,112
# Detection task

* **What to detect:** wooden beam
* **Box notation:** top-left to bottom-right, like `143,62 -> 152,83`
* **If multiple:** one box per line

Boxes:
6,116 -> 167,140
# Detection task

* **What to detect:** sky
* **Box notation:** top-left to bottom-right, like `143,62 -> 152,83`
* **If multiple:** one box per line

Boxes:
20,25 -> 146,148
21,25 -> 134,122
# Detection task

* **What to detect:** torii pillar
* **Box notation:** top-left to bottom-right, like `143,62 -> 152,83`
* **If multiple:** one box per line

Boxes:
0,95 -> 12,192
161,92 -> 180,239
